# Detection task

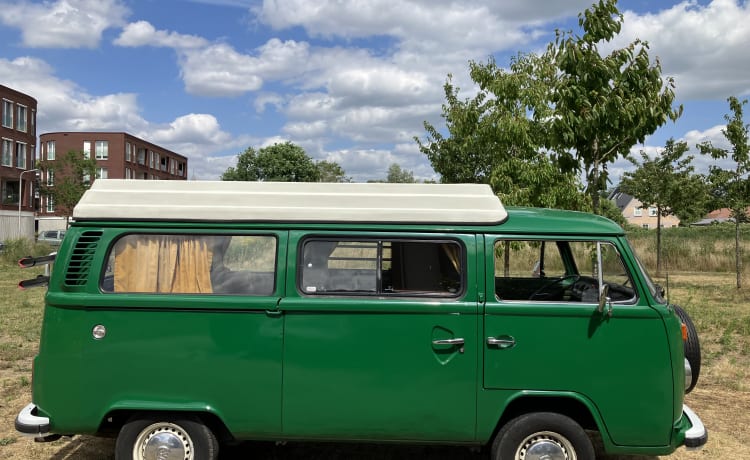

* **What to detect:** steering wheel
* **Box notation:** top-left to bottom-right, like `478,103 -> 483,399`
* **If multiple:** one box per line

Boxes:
529,274 -> 580,301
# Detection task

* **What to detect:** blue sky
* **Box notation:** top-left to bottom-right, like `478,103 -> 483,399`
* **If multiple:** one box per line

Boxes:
1,0 -> 748,183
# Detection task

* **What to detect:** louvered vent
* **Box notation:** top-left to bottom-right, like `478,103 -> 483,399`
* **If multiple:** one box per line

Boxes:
64,231 -> 103,287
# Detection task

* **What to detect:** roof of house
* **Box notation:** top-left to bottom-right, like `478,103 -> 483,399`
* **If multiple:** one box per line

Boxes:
607,188 -> 635,210
73,180 -> 509,225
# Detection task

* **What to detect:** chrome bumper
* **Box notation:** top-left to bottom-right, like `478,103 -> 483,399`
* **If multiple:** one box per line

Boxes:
15,403 -> 51,438
683,404 -> 707,449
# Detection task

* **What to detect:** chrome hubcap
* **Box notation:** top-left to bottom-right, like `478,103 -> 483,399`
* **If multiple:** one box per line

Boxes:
134,422 -> 194,460
517,431 -> 575,460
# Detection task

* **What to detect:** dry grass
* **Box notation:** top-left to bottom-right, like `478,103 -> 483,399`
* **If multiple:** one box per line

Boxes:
1,257 -> 747,459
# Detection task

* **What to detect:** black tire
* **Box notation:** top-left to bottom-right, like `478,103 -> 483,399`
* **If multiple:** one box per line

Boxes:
674,304 -> 701,393
115,413 -> 219,460
491,412 -> 595,460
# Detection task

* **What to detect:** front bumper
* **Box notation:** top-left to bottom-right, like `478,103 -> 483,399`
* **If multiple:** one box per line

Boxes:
15,403 -> 51,438
682,404 -> 707,449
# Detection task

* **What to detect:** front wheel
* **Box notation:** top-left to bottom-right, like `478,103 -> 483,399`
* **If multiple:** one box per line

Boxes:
491,412 -> 595,460
115,413 -> 219,460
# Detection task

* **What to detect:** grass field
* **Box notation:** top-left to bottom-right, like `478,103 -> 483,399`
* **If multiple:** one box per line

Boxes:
1,236 -> 748,459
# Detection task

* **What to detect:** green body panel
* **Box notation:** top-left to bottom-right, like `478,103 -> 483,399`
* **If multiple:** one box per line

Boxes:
26,210 -> 694,454
482,235 -> 678,448
279,232 -> 479,441
35,305 -> 284,436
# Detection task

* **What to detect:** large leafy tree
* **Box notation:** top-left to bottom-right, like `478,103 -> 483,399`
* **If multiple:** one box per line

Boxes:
697,96 -> 750,289
620,139 -> 708,275
547,0 -> 682,213
418,0 -> 680,213
38,150 -> 98,226
222,142 -> 322,182
416,55 -> 586,209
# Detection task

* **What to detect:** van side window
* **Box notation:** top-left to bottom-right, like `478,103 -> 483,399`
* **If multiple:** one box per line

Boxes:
102,234 -> 276,295
301,239 -> 462,297
494,240 -> 635,303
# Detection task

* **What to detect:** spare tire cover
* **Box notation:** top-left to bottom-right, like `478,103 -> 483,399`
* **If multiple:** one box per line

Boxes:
674,304 -> 701,393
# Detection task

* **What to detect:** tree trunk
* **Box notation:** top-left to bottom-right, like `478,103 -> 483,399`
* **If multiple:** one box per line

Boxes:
736,217 -> 742,289
656,208 -> 662,277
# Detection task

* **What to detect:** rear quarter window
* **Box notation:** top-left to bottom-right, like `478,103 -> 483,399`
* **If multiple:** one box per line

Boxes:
102,234 -> 277,295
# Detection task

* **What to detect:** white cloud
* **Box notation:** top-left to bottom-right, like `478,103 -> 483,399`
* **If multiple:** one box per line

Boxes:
115,21 -> 209,49
0,56 -> 147,133
0,0 -> 129,48
614,0 -> 750,99
254,0 -> 592,54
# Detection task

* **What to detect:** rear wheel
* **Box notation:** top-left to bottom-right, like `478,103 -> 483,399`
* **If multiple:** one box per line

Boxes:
115,413 -> 218,460
491,412 -> 595,460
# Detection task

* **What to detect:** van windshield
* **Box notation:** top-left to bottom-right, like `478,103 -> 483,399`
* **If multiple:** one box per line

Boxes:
624,239 -> 665,304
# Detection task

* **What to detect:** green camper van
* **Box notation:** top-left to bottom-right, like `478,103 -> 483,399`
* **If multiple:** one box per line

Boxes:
16,180 -> 706,460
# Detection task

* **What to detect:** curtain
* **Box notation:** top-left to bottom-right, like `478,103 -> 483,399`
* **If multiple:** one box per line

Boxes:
114,235 -> 214,293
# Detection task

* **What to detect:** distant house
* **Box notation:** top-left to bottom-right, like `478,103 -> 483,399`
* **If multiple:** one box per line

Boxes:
608,188 -> 680,229
692,207 -> 750,226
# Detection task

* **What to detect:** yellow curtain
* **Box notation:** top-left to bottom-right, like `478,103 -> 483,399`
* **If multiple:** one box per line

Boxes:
441,243 -> 461,274
114,235 -> 213,294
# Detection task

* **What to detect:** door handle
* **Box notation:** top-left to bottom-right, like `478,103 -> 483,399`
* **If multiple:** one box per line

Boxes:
432,338 -> 465,354
432,338 -> 465,346
487,336 -> 516,349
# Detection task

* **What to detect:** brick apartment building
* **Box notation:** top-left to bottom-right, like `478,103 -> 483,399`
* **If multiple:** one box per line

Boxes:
38,132 -> 188,217
0,84 -> 37,239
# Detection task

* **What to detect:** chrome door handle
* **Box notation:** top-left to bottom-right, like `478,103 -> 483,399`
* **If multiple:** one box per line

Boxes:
487,336 -> 516,349
432,338 -> 465,346
432,337 -> 465,354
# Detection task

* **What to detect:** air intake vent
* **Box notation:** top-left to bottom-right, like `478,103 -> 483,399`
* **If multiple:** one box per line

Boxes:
64,231 -> 103,287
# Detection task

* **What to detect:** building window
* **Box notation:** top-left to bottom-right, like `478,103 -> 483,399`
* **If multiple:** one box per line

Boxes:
15,142 -> 26,168
125,142 -> 132,162
160,155 -> 168,172
137,148 -> 146,165
83,141 -> 91,159
633,206 -> 642,217
648,207 -> 658,217
642,224 -> 649,229
97,167 -> 108,179
95,141 -> 109,160
46,141 -> 56,160
30,109 -> 35,135
3,180 -> 20,205
1,139 -> 12,166
2,100 -> 12,128
149,151 -> 155,169
178,162 -> 185,177
47,169 -> 54,186
46,197 -> 55,213
16,105 -> 27,132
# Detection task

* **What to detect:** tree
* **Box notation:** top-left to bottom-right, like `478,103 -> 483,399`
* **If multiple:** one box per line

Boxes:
221,142 -> 320,182
316,160 -> 350,183
697,96 -> 750,289
38,150 -> 98,226
547,0 -> 682,213
416,55 -> 587,209
619,139 -> 709,275
417,1 -> 680,213
386,163 -> 416,183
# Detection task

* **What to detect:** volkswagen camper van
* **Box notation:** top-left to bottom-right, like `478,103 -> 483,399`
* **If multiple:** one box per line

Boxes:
16,180 -> 706,460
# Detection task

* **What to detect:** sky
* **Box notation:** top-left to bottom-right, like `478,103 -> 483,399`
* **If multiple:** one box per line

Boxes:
1,0 -> 748,183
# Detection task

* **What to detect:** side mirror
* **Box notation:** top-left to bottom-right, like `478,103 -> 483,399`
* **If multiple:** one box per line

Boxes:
598,283 -> 612,317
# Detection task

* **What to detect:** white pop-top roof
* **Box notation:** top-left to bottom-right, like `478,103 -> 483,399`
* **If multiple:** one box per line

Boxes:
73,180 -> 507,225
